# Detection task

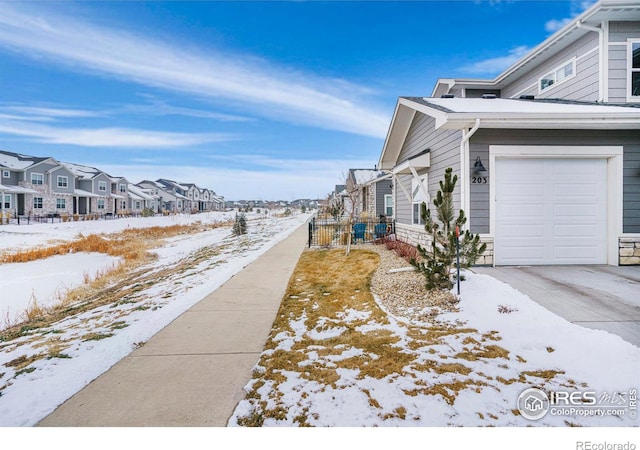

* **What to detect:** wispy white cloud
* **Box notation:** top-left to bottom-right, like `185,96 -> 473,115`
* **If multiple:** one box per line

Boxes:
545,0 -> 597,33
459,46 -> 531,75
0,4 -> 389,138
121,96 -> 252,122
0,120 -> 233,148
0,105 -> 101,119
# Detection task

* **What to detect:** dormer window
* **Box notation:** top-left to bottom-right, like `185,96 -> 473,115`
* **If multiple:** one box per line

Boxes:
629,40 -> 640,100
539,58 -> 576,93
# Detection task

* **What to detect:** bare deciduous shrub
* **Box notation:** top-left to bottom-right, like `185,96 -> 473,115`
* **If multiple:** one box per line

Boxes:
497,305 -> 518,314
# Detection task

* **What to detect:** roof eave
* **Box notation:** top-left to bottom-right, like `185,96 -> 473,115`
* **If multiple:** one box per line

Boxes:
440,113 -> 640,130
378,98 -> 449,169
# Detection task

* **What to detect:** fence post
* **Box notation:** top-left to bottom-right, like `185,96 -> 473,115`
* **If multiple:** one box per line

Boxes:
308,221 -> 312,248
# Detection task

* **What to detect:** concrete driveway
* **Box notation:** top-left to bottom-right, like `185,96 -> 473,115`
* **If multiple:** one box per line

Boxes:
472,265 -> 640,347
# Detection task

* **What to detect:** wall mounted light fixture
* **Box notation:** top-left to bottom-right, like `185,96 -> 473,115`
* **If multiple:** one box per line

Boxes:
474,156 -> 487,173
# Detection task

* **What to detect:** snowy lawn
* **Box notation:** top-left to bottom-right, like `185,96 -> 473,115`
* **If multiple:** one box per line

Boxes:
0,253 -> 122,326
230,248 -> 640,427
0,210 -> 312,426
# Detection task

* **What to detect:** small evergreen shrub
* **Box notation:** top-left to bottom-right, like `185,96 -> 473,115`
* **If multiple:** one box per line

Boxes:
411,168 -> 486,291
141,208 -> 154,217
233,213 -> 248,236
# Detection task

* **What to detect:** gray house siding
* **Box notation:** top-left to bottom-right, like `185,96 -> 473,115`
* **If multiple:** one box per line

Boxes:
468,129 -> 640,234
624,143 -> 640,231
503,33 -> 599,101
1,170 -> 19,185
93,173 -> 112,195
375,179 -> 392,217
395,174 -> 412,224
465,89 -> 502,98
50,166 -> 75,194
79,179 -> 92,192
25,162 -> 58,185
395,113 -> 462,225
608,21 -> 640,103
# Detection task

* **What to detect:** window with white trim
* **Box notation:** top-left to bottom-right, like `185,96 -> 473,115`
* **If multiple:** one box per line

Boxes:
630,40 -> 640,99
119,183 -> 126,193
135,201 -> 141,210
3,194 -> 11,209
31,173 -> 44,185
120,201 -> 127,210
57,175 -> 68,188
539,58 -> 576,93
34,197 -> 43,209
97,199 -> 105,210
56,198 -> 66,209
411,175 -> 429,225
98,180 -> 107,192
2,170 -> 9,178
384,194 -> 394,217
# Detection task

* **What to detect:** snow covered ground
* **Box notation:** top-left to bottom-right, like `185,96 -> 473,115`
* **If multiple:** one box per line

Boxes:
0,209 -> 638,447
229,250 -> 640,428
0,210 -> 311,426
1,253 -> 122,326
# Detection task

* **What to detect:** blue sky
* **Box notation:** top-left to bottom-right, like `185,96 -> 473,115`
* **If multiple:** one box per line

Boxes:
0,0 -> 596,200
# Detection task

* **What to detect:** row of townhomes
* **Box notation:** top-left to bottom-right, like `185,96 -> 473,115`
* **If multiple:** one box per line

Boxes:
350,0 -> 640,266
0,150 -> 225,220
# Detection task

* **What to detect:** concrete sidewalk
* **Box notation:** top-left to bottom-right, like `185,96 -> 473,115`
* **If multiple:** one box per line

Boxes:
37,222 -> 309,427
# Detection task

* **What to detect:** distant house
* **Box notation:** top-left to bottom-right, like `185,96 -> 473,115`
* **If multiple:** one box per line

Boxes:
344,169 -> 391,219
154,179 -> 191,213
0,150 -> 54,217
110,177 -> 130,216
378,0 -> 640,266
125,183 -> 154,213
61,162 -> 113,216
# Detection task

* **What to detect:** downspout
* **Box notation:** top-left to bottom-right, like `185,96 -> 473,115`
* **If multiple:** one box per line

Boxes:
576,20 -> 605,102
460,119 -> 481,219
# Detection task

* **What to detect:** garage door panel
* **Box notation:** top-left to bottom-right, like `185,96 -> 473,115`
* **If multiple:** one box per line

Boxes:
554,205 -> 598,216
501,205 -> 545,217
554,245 -> 600,260
495,158 -> 607,265
554,224 -> 599,237
499,246 -> 545,261
500,225 -> 546,238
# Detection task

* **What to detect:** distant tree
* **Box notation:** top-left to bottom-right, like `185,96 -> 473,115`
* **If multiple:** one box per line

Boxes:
233,212 -> 247,236
411,168 -> 486,290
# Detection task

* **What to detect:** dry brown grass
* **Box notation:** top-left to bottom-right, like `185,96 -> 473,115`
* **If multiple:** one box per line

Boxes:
0,220 -> 232,342
233,245 -> 587,426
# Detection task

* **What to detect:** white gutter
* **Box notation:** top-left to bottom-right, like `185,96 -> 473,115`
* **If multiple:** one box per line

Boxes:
576,19 -> 605,102
460,119 -> 481,220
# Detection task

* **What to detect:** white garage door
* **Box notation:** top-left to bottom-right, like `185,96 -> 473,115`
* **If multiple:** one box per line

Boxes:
495,158 -> 607,265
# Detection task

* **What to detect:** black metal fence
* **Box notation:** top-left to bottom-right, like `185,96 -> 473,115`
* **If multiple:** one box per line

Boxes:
308,217 -> 396,248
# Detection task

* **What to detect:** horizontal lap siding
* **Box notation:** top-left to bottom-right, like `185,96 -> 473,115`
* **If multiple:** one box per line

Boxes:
395,174 -> 412,224
395,114 -> 462,226
469,129 -> 640,234
375,181 -> 391,217
608,21 -> 640,102
624,145 -> 640,230
503,33 -> 599,101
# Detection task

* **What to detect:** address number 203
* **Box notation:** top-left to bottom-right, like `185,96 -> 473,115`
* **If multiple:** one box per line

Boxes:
471,176 -> 488,184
